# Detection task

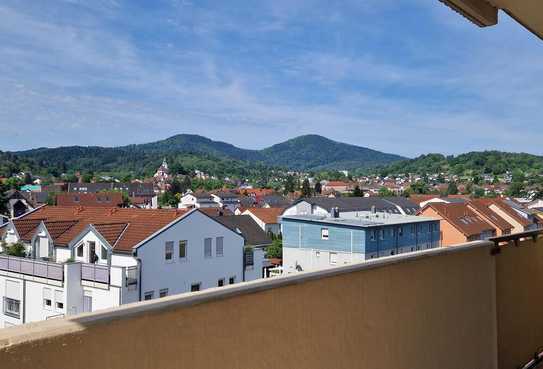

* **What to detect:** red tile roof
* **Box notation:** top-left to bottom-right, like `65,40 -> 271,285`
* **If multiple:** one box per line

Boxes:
467,200 -> 513,232
14,206 -> 189,252
244,207 -> 284,224
423,202 -> 495,237
56,192 -> 123,207
474,198 -> 531,227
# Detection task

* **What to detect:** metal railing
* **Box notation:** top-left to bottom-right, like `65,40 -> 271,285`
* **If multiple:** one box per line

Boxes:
489,229 -> 543,255
81,263 -> 110,284
0,255 -> 64,281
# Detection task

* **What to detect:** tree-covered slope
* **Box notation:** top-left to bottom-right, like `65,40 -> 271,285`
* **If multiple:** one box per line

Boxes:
10,134 -> 405,175
260,135 -> 405,170
378,151 -> 543,176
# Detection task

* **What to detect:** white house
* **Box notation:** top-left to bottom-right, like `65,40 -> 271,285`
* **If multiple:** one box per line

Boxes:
179,191 -> 219,209
0,206 -> 265,328
210,192 -> 240,213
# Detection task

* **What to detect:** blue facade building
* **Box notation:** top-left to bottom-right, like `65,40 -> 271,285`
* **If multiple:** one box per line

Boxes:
281,211 -> 440,273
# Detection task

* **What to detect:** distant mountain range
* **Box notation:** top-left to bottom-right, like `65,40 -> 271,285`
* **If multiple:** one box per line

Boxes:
3,134 -> 540,180
8,134 -> 405,175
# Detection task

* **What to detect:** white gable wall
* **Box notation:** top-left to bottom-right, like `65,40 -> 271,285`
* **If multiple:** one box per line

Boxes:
136,211 -> 245,299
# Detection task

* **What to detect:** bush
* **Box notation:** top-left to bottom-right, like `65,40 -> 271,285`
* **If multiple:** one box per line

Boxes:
4,242 -> 26,257
266,238 -> 282,259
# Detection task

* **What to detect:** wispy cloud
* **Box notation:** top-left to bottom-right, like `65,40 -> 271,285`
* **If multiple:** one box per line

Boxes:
0,0 -> 542,157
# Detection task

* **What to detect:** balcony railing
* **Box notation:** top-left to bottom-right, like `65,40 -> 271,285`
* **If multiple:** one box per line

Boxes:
81,263 -> 110,284
0,255 -> 64,281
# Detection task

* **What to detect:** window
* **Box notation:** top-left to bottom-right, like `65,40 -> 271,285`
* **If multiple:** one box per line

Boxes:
370,230 -> 376,241
159,289 -> 168,298
321,228 -> 329,240
329,252 -> 338,265
165,241 -> 174,261
101,246 -> 108,260
88,241 -> 97,263
3,297 -> 20,318
179,240 -> 187,259
204,238 -> 212,258
191,283 -> 201,292
76,244 -> 83,257
144,291 -> 154,300
55,290 -> 64,311
216,237 -> 224,257
43,288 -> 52,310
229,277 -> 235,285
218,278 -> 225,287
315,251 -> 320,258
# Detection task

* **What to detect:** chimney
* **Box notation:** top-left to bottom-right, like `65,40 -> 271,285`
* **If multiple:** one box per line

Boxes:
331,207 -> 340,218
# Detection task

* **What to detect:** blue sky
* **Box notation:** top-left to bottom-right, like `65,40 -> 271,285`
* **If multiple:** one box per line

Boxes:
0,0 -> 542,157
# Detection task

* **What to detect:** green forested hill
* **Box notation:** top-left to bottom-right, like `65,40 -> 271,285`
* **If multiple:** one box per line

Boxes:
5,134 -> 405,177
377,151 -> 543,176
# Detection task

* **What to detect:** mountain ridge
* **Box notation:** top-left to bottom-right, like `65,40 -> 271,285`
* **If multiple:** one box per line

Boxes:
12,133 -> 405,172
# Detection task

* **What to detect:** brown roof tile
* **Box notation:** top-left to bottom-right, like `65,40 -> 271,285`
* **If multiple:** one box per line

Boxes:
14,206 -> 189,251
424,202 -> 495,237
243,207 -> 284,224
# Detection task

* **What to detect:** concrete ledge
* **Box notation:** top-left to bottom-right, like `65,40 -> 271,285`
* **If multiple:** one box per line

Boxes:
0,240 -> 493,349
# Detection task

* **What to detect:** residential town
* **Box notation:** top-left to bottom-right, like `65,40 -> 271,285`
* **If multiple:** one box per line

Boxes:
1,1 -> 543,368
0,158 -> 541,328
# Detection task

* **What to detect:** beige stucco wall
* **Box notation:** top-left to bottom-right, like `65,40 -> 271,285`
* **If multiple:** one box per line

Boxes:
495,237 -> 543,368
0,244 -> 498,369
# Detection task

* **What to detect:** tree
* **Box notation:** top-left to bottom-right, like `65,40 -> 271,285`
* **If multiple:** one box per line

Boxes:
23,172 -> 33,185
446,182 -> 458,195
507,181 -> 525,197
283,175 -> 296,195
409,182 -> 429,195
378,187 -> 394,197
158,191 -> 179,208
266,238 -> 282,259
473,187 -> 485,198
352,185 -> 364,197
301,179 -> 312,198
314,181 -> 322,194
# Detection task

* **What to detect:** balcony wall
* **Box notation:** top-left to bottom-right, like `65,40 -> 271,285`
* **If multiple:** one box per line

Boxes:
0,238 -> 540,369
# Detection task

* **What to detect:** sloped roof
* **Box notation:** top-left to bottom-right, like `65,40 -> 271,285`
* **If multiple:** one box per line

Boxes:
423,203 -> 494,237
212,215 -> 272,246
56,192 -> 123,207
475,198 -> 531,227
468,200 -> 513,232
244,207 -> 285,224
13,206 -> 189,251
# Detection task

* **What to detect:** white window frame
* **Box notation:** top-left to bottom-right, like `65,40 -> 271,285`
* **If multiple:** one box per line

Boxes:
144,291 -> 154,300
43,288 -> 52,310
179,240 -> 187,260
159,289 -> 169,298
329,252 -> 338,265
190,283 -> 201,292
218,278 -> 225,287
3,297 -> 20,318
204,238 -> 212,258
228,276 -> 236,285
321,228 -> 329,240
216,237 -> 224,257
165,241 -> 174,262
